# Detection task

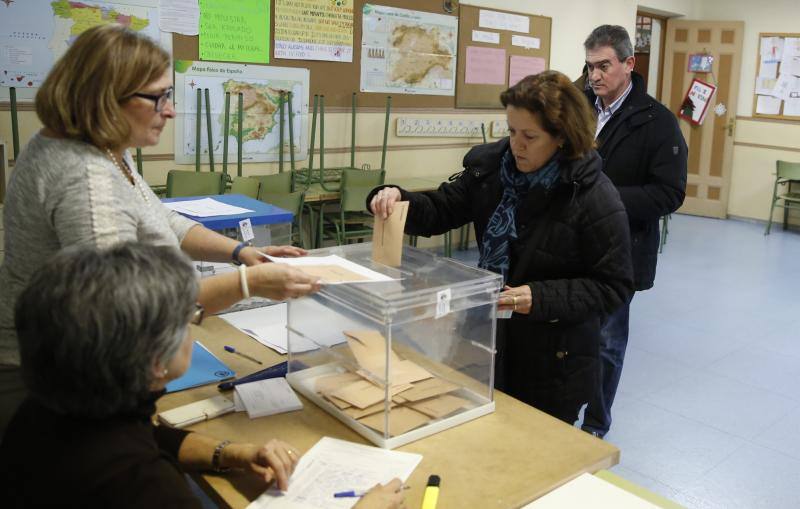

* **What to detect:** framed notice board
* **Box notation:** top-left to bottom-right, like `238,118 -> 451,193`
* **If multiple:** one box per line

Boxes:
752,32 -> 800,121
455,5 -> 551,109
173,0 -> 460,109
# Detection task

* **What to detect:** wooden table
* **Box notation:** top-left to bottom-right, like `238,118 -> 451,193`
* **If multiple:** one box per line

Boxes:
158,316 -> 619,509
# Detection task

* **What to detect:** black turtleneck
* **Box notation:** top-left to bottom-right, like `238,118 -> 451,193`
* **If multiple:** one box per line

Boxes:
0,395 -> 199,508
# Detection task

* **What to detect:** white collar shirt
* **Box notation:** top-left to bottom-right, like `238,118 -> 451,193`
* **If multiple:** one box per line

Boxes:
594,80 -> 633,139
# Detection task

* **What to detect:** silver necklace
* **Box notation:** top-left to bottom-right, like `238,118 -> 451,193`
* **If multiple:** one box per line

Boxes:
105,148 -> 150,204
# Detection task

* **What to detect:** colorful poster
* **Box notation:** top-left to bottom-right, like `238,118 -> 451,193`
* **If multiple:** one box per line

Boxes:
199,0 -> 270,64
678,78 -> 716,125
0,0 -> 165,90
360,4 -> 457,96
173,60 -> 309,163
274,0 -> 353,62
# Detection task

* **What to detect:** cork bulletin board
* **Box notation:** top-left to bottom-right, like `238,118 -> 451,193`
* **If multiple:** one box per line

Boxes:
455,4 -> 551,109
173,0 -> 459,109
751,32 -> 800,121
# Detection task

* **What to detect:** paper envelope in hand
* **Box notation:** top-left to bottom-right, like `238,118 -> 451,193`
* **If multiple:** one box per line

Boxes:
372,201 -> 409,267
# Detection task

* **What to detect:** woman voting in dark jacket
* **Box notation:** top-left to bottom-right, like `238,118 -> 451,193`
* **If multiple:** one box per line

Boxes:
369,71 -> 634,424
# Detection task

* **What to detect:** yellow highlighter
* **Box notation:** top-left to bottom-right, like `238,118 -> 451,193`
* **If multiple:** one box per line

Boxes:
421,474 -> 440,509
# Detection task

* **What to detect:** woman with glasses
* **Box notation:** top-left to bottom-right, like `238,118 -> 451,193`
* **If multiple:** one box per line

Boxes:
0,25 -> 322,434
0,243 -> 403,508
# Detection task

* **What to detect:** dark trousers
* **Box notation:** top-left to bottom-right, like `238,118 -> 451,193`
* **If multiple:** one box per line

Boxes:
582,299 -> 631,437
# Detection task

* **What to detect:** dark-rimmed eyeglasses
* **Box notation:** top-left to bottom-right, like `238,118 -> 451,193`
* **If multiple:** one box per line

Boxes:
190,303 -> 205,326
131,86 -> 173,112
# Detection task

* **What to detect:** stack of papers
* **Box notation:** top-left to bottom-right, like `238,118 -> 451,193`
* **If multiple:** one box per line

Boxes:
163,197 -> 254,217
247,437 -> 422,509
219,304 -> 320,354
233,377 -> 303,419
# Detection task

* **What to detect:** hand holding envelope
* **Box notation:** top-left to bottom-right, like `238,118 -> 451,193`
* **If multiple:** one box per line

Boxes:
372,200 -> 409,267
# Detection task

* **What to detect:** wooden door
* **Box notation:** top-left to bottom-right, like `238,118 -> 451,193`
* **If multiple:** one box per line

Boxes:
660,20 -> 744,218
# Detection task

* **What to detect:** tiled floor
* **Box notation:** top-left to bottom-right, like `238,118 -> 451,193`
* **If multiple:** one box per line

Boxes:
451,214 -> 800,508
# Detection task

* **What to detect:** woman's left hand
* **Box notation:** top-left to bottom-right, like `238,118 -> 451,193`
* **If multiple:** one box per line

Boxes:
238,245 -> 308,266
223,439 -> 301,491
498,285 -> 532,314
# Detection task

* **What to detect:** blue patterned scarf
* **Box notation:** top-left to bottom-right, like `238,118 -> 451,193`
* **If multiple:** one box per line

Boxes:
478,149 -> 561,281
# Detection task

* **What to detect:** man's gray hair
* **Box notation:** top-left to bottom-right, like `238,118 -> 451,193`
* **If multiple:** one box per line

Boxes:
15,242 -> 198,418
584,25 -> 634,61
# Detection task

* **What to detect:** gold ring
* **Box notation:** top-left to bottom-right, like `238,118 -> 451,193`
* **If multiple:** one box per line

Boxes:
287,450 -> 295,456
512,295 -> 517,310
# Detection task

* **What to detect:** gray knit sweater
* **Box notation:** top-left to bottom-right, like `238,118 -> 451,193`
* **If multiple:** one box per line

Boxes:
0,133 -> 198,365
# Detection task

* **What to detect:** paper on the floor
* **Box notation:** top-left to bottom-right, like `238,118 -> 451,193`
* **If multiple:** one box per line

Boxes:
265,254 -> 396,284
219,304 -> 316,354
163,197 -> 254,217
246,436 -> 422,509
234,377 -> 303,419
521,472 -> 661,508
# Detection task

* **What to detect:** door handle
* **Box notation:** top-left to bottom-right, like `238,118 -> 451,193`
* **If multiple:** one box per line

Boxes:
725,118 -> 735,137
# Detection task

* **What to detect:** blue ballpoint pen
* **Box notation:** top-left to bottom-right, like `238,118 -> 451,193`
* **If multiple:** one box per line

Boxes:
334,486 -> 409,498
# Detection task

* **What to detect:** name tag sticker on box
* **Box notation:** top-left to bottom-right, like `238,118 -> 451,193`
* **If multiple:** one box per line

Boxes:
435,288 -> 451,319
239,218 -> 254,243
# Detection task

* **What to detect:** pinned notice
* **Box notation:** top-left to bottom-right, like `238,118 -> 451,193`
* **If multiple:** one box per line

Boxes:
199,0 -> 270,64
465,46 -> 506,85
372,201 -> 408,267
509,55 -> 546,86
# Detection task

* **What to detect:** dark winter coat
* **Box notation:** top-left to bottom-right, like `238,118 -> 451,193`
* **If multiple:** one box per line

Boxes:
586,72 -> 688,290
368,139 -> 634,423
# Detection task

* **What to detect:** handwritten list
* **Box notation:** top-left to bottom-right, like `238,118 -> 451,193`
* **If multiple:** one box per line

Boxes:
199,0 -> 270,64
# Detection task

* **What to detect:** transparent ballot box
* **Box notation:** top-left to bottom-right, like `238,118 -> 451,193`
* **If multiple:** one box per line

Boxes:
286,243 -> 503,449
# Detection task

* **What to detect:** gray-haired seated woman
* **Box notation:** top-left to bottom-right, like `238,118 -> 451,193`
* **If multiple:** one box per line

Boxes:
0,243 -> 298,507
0,243 -> 404,508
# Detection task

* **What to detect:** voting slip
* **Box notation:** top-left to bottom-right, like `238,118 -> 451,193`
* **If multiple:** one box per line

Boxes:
234,377 -> 303,419
372,201 -> 409,267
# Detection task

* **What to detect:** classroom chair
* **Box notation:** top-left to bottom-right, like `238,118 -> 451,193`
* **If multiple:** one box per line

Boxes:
228,177 -> 260,199
659,214 -> 671,253
765,160 -> 800,235
319,169 -> 385,246
165,170 -> 226,198
258,191 -> 309,248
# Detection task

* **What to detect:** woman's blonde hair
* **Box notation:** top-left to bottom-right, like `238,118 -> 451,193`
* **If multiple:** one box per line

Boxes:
500,71 -> 596,160
36,24 -> 170,150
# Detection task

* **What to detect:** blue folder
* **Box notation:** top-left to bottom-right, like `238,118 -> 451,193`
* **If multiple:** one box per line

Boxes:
166,341 -> 235,393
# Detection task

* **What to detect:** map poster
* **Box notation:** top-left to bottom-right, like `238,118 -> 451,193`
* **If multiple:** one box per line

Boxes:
173,60 -> 310,164
0,0 -> 169,97
275,0 -> 354,62
360,4 -> 457,96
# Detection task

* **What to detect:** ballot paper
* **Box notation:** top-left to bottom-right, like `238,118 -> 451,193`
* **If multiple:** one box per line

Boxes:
219,304 -> 319,354
234,377 -> 303,419
371,201 -> 408,267
265,254 -> 396,284
163,197 -> 254,217
247,437 -> 422,509
522,472 -> 661,508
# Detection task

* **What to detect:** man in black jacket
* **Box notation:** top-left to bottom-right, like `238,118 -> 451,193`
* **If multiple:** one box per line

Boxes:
581,25 -> 687,438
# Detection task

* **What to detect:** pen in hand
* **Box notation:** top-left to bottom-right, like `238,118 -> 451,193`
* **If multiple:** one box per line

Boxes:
223,345 -> 263,365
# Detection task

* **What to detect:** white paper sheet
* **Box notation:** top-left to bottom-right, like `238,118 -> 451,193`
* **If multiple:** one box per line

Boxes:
756,94 -> 782,115
759,61 -> 779,79
246,437 -> 422,509
782,37 -> 800,76
522,473 -> 660,508
478,9 -> 530,33
159,0 -> 199,35
511,34 -> 540,49
163,197 -> 254,217
755,76 -> 779,96
771,73 -> 800,101
761,36 -> 784,62
235,377 -> 303,418
265,254 -> 397,284
221,304 -> 304,354
471,30 -> 500,44
784,97 -> 800,116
